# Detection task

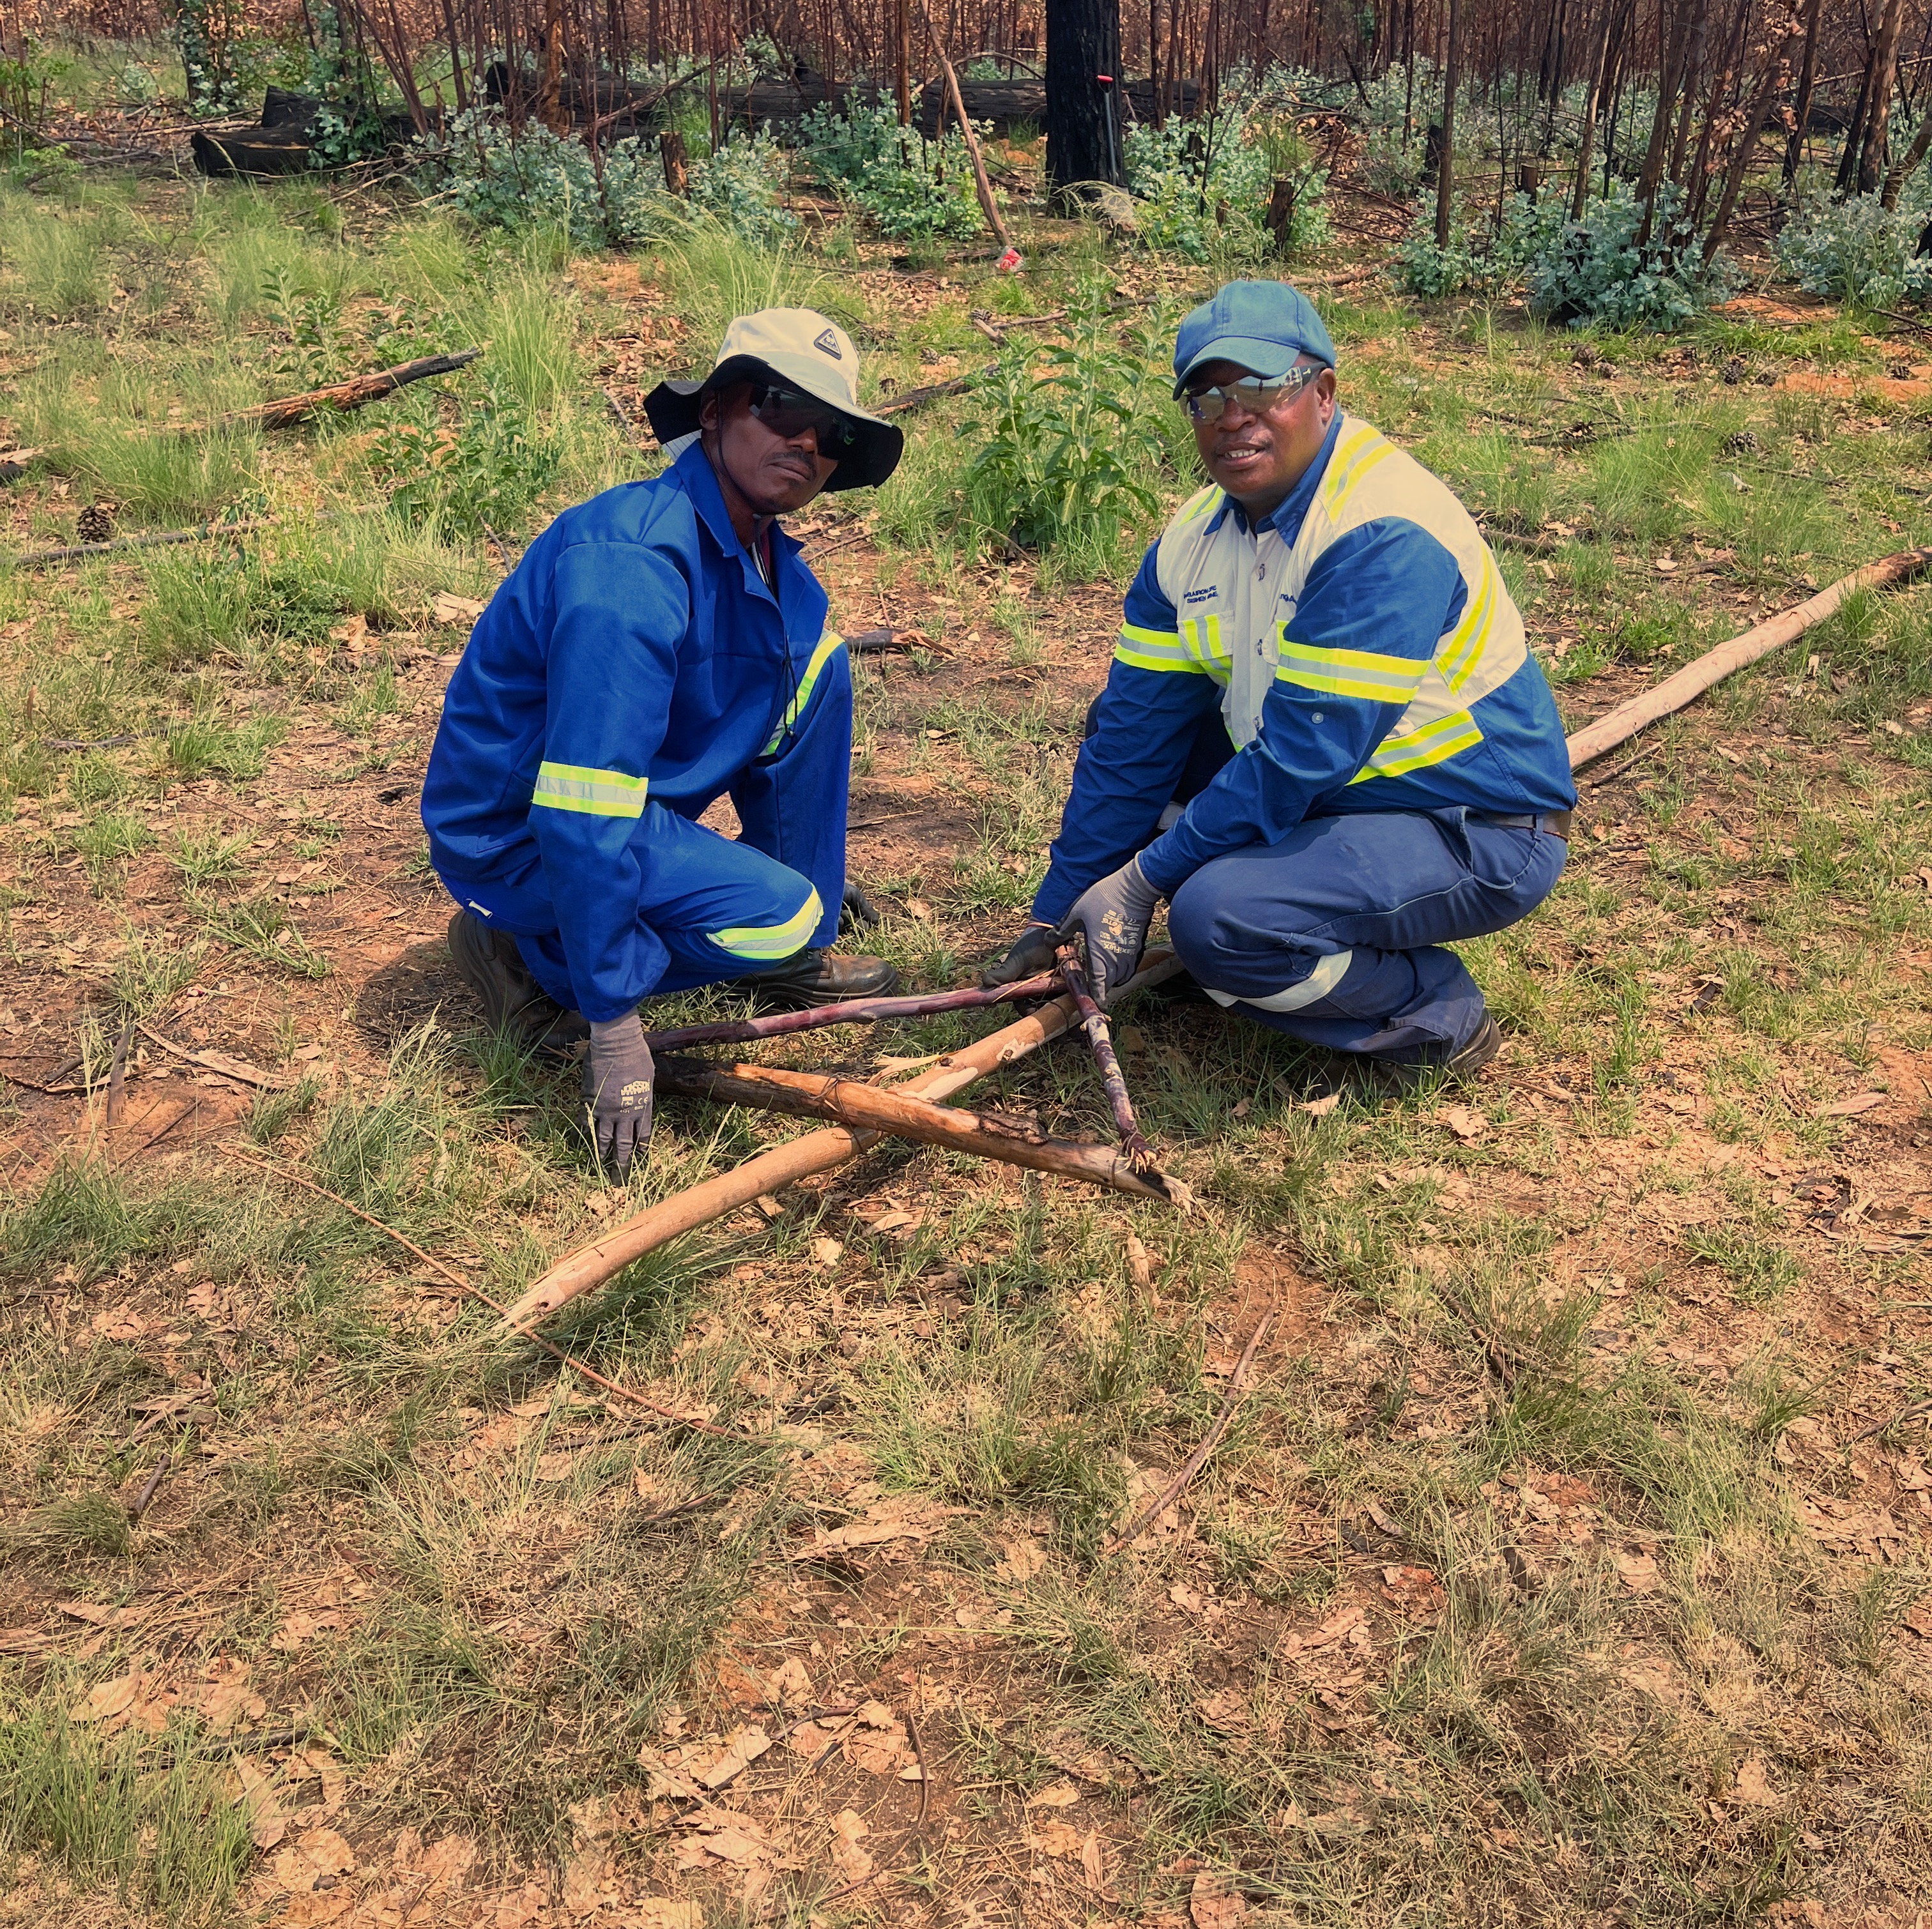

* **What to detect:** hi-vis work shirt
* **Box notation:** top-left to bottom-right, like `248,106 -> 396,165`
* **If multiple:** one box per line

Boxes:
1033,409 -> 1575,920
422,440 -> 847,1019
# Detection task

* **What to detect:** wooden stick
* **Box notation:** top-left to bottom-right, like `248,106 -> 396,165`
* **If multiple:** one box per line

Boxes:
640,972 -> 1061,1053
914,0 -> 1012,250
873,366 -> 995,416
1565,549 -> 1932,768
500,950 -> 1184,1329
227,1151 -> 751,1440
136,1024 -> 290,1091
654,1056 -> 1189,1204
105,1019 -> 132,1130
229,349 -> 484,431
8,517 -> 272,570
1100,1307 -> 1275,1557
1055,943 -> 1156,1173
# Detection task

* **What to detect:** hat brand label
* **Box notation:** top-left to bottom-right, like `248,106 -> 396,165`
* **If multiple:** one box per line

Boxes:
813,328 -> 843,358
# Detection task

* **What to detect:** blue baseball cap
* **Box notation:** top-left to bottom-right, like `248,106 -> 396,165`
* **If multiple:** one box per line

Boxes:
1172,280 -> 1338,397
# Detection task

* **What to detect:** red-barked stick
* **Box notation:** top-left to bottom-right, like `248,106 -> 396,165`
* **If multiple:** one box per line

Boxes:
1055,943 -> 1158,1174
640,972 -> 1062,1054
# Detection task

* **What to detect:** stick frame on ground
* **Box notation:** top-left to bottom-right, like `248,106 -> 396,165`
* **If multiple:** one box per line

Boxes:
500,950 -> 1184,1329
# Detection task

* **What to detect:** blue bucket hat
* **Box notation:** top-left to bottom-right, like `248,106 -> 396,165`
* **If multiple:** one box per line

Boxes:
1172,280 -> 1338,397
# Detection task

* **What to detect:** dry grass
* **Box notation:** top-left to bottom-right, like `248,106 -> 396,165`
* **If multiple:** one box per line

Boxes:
3,165 -> 1932,1929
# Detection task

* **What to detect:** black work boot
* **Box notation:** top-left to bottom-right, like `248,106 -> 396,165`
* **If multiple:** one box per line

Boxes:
1358,1014 -> 1503,1094
725,948 -> 900,1009
446,911 -> 588,1051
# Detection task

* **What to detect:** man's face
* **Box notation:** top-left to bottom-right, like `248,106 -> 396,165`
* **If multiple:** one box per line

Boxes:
703,381 -> 841,517
1186,356 -> 1338,515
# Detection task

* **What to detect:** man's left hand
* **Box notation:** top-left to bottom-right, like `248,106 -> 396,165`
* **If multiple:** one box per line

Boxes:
1057,857 -> 1160,1005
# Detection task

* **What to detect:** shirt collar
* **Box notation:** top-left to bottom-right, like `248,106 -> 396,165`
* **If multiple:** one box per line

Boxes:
1205,408 -> 1346,544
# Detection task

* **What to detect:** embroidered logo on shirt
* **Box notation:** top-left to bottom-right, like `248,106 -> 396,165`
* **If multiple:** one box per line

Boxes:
1182,586 -> 1219,604
813,328 -> 843,358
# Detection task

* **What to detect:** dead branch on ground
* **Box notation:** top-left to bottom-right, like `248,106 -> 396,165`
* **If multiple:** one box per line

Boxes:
653,1056 -> 1191,1204
1100,1308 -> 1275,1556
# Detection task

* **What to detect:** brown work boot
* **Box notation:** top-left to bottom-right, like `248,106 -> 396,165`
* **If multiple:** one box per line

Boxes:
725,947 -> 899,1009
447,911 -> 588,1051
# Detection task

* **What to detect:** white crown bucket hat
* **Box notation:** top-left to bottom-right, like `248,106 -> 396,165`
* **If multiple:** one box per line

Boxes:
642,307 -> 904,492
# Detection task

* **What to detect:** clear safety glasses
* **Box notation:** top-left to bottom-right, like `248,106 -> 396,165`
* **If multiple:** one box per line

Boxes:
1182,363 -> 1323,423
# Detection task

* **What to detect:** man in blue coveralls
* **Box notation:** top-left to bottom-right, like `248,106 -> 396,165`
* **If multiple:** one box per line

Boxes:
985,280 -> 1575,1085
422,309 -> 903,1173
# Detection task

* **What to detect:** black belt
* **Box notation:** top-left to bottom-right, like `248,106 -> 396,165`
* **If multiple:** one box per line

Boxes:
1477,810 -> 1572,839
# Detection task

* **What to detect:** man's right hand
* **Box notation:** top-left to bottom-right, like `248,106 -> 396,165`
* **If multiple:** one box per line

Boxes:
584,1011 -> 655,1175
979,920 -> 1061,988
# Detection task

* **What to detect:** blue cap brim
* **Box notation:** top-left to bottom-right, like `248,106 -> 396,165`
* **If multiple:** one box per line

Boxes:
1172,333 -> 1331,397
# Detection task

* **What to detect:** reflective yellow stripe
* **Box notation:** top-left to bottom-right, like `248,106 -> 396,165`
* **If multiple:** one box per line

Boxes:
532,760 -> 648,818
1276,639 -> 1426,704
1349,709 -> 1483,783
1175,484 -> 1223,525
709,887 -> 824,962
1181,613 -> 1232,683
1323,425 -> 1394,517
1114,623 -> 1198,673
1438,560 -> 1498,694
762,632 -> 847,755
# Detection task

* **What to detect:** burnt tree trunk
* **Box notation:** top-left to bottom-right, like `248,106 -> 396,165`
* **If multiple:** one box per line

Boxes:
1859,0 -> 1908,195
1046,0 -> 1124,195
1434,0 -> 1461,247
1784,0 -> 1824,186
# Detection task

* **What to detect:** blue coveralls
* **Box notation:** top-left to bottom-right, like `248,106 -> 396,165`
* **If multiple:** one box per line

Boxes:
420,441 -> 850,1023
1035,411 -> 1576,1061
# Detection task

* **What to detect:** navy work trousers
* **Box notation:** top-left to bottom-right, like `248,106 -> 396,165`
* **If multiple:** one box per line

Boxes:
1082,699 -> 1564,1060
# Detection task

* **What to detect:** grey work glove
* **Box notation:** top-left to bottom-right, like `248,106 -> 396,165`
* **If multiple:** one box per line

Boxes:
979,919 -> 1061,989
584,1010 -> 654,1175
1058,856 -> 1160,1006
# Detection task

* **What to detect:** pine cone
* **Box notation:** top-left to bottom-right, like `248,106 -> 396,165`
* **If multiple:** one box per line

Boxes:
77,503 -> 114,543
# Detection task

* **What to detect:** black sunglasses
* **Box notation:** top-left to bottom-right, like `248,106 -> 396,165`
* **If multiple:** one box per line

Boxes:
1183,365 -> 1324,423
749,383 -> 858,452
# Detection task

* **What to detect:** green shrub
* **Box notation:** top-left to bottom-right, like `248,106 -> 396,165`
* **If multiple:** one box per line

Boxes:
1397,182 -> 1739,332
797,98 -> 987,240
434,107 -> 795,251
1775,186 -> 1932,307
374,384 -> 562,541
1526,182 -> 1742,331
1124,105 -> 1328,263
963,282 -> 1176,569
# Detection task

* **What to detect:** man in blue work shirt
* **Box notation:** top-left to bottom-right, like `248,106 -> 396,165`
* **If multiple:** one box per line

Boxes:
423,309 -> 903,1172
985,280 -> 1574,1085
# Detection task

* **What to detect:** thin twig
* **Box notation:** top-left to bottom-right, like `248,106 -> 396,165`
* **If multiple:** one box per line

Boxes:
640,972 -> 1061,1053
1581,741 -> 1659,789
1100,1308 -> 1275,1557
7,517 -> 272,570
105,1019 -> 132,1130
602,385 -> 641,443
126,1454 -> 169,1521
632,1490 -> 728,1525
226,1152 -> 753,1442
1851,1396 -> 1932,1442
905,1704 -> 930,1826
135,1025 -> 289,1090
1055,943 -> 1156,1173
